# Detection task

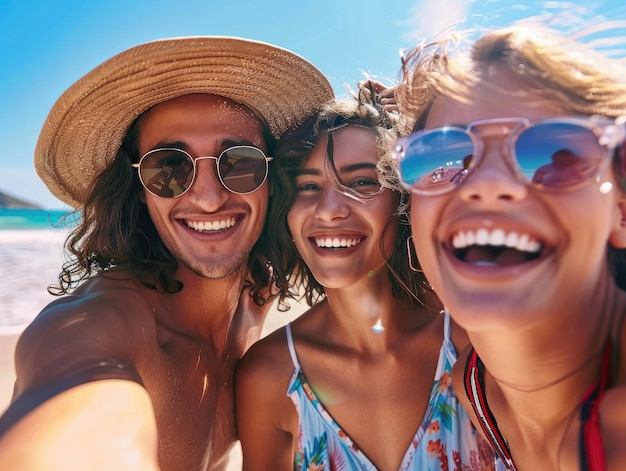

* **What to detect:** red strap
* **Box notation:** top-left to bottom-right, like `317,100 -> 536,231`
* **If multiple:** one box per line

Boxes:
579,342 -> 611,471
464,349 -> 517,470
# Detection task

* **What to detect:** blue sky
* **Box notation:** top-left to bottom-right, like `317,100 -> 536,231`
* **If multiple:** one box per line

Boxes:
1,0 -> 624,209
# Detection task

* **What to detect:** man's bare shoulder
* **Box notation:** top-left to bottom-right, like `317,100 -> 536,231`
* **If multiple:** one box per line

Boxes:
0,273 -> 166,436
12,274 -> 161,393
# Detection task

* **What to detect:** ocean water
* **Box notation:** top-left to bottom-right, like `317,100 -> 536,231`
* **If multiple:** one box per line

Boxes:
0,209 -> 76,331
0,209 -> 307,334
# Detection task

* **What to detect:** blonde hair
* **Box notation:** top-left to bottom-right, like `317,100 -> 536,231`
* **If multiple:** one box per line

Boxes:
397,22 -> 626,131
386,20 -> 626,291
377,22 -> 626,194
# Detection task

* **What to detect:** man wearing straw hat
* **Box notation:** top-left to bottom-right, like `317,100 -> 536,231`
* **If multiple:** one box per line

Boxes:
0,37 -> 333,470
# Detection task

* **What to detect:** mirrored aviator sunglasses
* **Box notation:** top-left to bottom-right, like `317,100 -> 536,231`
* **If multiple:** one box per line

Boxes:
133,146 -> 272,197
391,116 -> 626,196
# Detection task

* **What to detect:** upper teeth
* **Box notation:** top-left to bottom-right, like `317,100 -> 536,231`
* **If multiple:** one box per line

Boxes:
452,229 -> 541,253
315,237 -> 362,248
186,217 -> 236,232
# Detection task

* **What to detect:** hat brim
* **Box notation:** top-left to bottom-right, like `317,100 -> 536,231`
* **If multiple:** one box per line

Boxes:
35,36 -> 334,207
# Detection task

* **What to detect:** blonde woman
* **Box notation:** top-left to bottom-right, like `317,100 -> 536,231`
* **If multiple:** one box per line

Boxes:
388,22 -> 626,470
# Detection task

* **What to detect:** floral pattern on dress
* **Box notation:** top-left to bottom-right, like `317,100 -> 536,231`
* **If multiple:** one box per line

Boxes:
285,316 -> 503,471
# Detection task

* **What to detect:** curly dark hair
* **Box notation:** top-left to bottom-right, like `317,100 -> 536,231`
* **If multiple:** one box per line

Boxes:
267,92 -> 435,310
50,104 -> 280,306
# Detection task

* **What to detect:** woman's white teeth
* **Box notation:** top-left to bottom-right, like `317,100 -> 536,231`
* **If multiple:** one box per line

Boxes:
315,237 -> 362,248
187,217 -> 236,232
452,229 -> 541,253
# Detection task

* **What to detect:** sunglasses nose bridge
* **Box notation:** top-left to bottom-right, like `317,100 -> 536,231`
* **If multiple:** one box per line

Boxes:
455,151 -> 528,204
186,155 -> 228,195
468,124 -> 523,176
443,126 -> 524,197
193,155 -> 220,166
192,155 -> 221,177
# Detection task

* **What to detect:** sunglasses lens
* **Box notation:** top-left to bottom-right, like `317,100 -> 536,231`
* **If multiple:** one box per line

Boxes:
396,128 -> 475,194
219,147 -> 268,193
139,149 -> 193,197
516,122 -> 606,190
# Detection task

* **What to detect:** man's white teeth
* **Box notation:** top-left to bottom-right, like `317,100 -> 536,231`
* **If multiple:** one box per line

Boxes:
452,229 -> 541,253
186,217 -> 236,232
315,237 -> 362,248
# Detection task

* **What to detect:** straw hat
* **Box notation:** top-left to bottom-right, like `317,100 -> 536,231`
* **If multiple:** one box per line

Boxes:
35,36 -> 334,208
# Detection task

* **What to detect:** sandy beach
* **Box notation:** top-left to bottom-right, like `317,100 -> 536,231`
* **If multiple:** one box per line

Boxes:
0,226 -> 307,469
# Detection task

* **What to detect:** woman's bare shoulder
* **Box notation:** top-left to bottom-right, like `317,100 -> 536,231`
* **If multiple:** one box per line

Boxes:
238,326 -> 292,380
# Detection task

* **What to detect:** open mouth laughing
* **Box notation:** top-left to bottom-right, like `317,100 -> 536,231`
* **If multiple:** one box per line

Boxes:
450,228 -> 543,266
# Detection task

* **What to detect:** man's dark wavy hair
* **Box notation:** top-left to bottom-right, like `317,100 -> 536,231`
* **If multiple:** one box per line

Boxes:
266,96 -> 435,310
50,104 -> 279,306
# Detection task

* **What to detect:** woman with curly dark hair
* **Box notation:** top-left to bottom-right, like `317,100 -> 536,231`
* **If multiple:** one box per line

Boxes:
236,85 -> 498,470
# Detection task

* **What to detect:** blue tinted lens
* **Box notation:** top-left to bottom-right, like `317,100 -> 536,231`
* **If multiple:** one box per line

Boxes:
516,122 -> 605,189
399,128 -> 474,194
